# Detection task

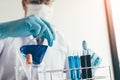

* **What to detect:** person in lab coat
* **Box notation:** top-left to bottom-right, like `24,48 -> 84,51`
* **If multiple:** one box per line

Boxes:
0,0 -> 101,80
0,0 -> 69,80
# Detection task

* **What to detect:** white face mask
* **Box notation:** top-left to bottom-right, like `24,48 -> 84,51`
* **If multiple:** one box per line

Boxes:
26,4 -> 54,23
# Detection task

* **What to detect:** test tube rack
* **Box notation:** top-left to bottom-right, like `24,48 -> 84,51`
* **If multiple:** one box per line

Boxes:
38,66 -> 112,80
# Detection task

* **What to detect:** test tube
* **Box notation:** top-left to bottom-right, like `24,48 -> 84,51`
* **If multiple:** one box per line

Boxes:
15,48 -> 30,80
26,54 -> 33,64
26,54 -> 32,80
74,51 -> 81,79
86,50 -> 92,78
81,50 -> 92,79
81,55 -> 87,79
68,56 -> 76,80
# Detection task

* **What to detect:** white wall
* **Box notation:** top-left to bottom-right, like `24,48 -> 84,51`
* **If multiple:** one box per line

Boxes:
0,0 -> 114,79
0,0 -> 24,22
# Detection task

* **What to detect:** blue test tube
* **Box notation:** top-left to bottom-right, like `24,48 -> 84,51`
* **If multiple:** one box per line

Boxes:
68,56 -> 76,80
74,56 -> 81,79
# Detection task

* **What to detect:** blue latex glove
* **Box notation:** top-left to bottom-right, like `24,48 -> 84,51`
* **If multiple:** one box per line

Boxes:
68,56 -> 77,80
0,15 -> 55,46
20,45 -> 48,64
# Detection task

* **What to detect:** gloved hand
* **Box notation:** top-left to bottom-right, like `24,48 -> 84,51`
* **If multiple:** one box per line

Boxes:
82,40 -> 102,73
0,15 -> 55,46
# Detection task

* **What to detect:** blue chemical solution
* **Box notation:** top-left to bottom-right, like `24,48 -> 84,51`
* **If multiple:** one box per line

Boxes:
68,56 -> 76,80
20,45 -> 48,64
74,56 -> 81,79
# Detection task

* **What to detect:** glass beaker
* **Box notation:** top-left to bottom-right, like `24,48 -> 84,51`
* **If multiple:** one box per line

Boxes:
15,64 -> 46,80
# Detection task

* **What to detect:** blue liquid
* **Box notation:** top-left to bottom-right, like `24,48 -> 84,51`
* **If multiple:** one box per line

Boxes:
68,56 -> 76,80
68,56 -> 81,80
74,56 -> 81,79
20,45 -> 48,64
